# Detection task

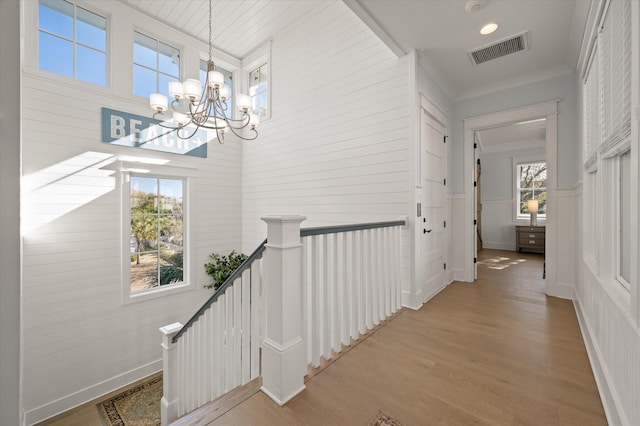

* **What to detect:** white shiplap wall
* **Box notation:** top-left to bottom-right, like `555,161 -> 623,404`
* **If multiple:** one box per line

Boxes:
20,2 -> 243,423
241,1 -> 413,287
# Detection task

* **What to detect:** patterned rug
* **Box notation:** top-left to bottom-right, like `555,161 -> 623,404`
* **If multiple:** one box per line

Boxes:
98,375 -> 162,426
369,410 -> 403,426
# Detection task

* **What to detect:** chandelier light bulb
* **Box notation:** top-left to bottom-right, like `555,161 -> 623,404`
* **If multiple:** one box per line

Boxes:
150,93 -> 168,112
236,94 -> 252,113
183,79 -> 202,102
249,114 -> 260,130
219,85 -> 230,101
208,71 -> 225,88
172,112 -> 190,127
168,81 -> 184,100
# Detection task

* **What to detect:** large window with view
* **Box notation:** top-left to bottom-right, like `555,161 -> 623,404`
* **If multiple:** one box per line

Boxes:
38,0 -> 106,85
129,176 -> 185,293
516,161 -> 547,220
133,32 -> 180,99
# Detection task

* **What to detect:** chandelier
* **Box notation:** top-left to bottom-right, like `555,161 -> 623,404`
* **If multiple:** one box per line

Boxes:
148,0 -> 259,143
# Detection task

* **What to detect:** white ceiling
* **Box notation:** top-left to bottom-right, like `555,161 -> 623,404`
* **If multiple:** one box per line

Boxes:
347,0 -> 590,101
476,118 -> 546,153
118,0 -> 591,102
116,0 -> 318,59
117,0 -> 587,151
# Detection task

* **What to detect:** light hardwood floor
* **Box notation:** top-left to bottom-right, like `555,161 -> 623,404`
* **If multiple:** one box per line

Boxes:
38,249 -> 607,425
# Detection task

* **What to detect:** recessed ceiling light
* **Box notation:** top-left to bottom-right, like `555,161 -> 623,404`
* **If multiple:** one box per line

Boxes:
480,23 -> 499,35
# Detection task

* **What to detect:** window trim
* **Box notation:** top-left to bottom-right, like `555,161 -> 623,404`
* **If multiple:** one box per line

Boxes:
132,30 -> 181,99
513,156 -> 547,222
36,0 -> 109,86
614,149 -> 631,291
242,40 -> 271,121
121,166 -> 194,305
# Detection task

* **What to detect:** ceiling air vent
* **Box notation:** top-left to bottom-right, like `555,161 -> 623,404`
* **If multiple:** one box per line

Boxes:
468,31 -> 529,66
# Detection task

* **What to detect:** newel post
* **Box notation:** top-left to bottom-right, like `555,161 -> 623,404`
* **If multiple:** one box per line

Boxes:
159,322 -> 182,426
260,215 -> 307,405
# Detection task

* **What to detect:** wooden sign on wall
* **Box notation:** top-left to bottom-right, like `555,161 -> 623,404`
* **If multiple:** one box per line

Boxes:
101,107 -> 208,158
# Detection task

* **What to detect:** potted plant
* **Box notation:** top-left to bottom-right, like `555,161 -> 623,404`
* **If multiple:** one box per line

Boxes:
204,250 -> 248,290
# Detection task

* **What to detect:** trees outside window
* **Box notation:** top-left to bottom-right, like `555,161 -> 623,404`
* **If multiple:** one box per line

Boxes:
516,161 -> 547,219
130,176 -> 184,292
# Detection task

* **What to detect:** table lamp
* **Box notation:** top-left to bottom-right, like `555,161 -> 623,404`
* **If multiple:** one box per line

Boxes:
528,199 -> 539,226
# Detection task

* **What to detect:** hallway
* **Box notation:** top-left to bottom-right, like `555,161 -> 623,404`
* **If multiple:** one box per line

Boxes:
193,249 -> 606,425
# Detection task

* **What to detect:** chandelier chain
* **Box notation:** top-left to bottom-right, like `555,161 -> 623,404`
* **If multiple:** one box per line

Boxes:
208,0 -> 212,61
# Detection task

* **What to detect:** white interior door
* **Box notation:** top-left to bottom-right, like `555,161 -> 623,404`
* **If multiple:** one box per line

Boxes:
420,110 -> 446,302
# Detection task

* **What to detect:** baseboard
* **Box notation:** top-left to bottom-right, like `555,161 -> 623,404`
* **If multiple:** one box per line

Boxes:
401,289 -> 422,310
573,299 -> 625,426
451,268 -> 466,283
482,242 -> 515,251
24,359 -> 162,426
545,281 -> 575,300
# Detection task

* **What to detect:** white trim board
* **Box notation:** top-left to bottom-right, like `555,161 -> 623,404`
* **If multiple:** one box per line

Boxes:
463,101 -> 562,300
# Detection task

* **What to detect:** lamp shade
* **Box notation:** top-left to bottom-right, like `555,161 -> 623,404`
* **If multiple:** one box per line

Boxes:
528,199 -> 539,213
149,93 -> 168,112
208,71 -> 225,88
183,79 -> 202,102
236,94 -> 252,113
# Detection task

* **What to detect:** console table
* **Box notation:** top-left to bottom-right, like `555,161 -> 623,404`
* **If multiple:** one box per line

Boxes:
516,225 -> 545,253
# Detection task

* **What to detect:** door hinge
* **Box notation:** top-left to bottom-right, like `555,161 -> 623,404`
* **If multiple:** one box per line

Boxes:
444,220 -> 446,228
474,219 -> 477,225
474,142 -> 477,149
474,257 -> 477,264
444,135 -> 448,143
474,181 -> 477,187
477,158 -> 481,165
444,263 -> 447,270
443,178 -> 447,186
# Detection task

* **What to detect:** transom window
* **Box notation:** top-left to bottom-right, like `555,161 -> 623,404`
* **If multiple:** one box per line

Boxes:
249,63 -> 269,118
199,59 -> 234,115
130,176 -> 185,293
133,32 -> 180,99
38,0 -> 107,85
516,161 -> 547,219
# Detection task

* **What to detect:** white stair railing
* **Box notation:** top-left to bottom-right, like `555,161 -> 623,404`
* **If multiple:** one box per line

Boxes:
159,242 -> 265,425
300,221 -> 404,369
159,218 -> 405,425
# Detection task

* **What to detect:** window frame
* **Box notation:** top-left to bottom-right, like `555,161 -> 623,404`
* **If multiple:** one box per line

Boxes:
132,30 -> 181,99
121,167 -> 194,304
37,0 -> 108,86
242,40 -> 271,121
513,158 -> 547,222
609,147 -> 632,292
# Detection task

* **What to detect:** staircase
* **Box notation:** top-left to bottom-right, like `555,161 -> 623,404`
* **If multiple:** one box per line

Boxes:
159,216 -> 406,425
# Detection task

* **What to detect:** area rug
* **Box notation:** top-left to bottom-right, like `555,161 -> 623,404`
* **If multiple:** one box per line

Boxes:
369,410 -> 403,426
98,375 -> 162,426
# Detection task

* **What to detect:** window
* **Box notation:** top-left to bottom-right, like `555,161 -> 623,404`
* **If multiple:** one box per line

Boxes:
249,63 -> 269,118
516,161 -> 547,219
133,32 -> 179,99
199,59 -> 234,115
129,175 -> 185,294
618,150 -> 630,287
38,0 -> 106,85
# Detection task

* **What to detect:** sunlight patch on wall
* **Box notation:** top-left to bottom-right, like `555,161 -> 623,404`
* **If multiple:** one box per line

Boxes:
22,152 -> 117,234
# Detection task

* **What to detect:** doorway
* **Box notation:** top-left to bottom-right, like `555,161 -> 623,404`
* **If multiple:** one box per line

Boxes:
462,101 -> 560,297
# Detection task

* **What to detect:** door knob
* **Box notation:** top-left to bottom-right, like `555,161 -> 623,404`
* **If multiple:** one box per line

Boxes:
423,229 -> 432,234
